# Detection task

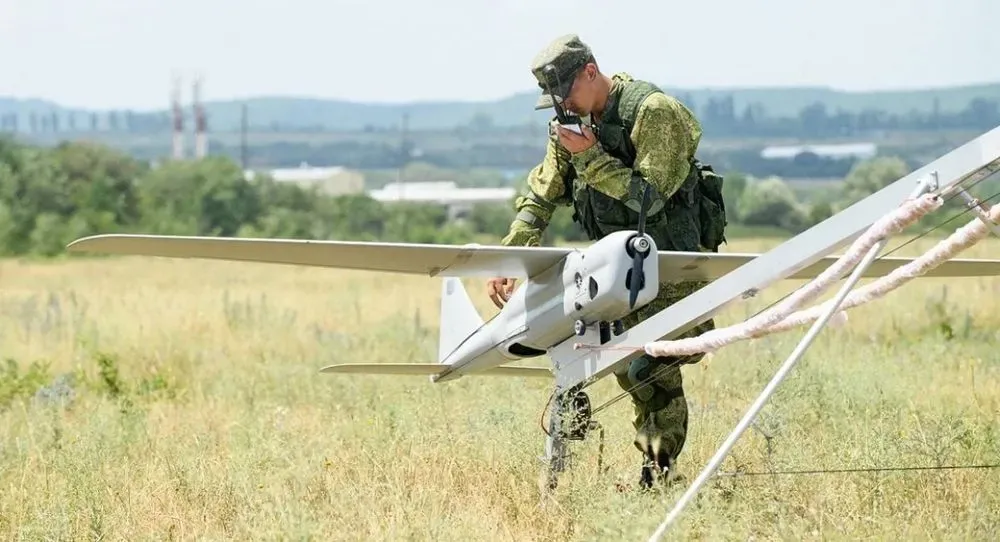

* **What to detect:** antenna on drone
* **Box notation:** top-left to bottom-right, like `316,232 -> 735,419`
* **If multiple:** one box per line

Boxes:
193,75 -> 207,159
171,76 -> 184,160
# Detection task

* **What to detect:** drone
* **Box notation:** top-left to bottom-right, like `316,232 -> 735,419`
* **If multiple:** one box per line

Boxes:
66,124 -> 1000,531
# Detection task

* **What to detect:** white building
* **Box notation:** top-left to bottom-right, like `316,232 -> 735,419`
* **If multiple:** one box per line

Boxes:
760,142 -> 878,160
369,181 -> 516,219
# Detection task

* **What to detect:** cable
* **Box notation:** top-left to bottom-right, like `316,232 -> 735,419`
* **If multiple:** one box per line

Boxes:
716,463 -> 1000,477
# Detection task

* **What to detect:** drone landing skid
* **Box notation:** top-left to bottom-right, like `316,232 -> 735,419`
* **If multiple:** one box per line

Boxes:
540,316 -> 620,492
541,384 -> 599,493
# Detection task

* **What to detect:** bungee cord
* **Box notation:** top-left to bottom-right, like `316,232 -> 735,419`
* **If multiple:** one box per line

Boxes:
574,187 -> 1000,359
561,184 -> 1000,421
731,172 -> 1000,331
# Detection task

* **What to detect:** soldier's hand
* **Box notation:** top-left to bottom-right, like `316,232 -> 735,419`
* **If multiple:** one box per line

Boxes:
487,277 -> 517,309
556,124 -> 596,154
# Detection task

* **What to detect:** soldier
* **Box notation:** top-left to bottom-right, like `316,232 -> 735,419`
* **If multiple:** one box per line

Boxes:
486,34 -> 728,489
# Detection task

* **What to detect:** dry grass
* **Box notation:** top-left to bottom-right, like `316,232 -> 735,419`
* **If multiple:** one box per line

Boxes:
1,236 -> 998,540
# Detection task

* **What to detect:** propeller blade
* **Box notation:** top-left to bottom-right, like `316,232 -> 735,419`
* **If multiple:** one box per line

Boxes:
629,182 -> 654,309
629,248 -> 643,308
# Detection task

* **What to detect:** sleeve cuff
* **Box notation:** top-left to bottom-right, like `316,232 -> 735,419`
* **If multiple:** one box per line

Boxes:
570,144 -> 604,170
501,228 -> 542,247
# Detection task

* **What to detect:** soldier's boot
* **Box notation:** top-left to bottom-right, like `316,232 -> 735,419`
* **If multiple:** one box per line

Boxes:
639,455 -> 670,490
636,431 -> 679,491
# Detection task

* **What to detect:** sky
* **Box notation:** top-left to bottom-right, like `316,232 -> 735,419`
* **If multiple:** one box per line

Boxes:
1,0 -> 998,111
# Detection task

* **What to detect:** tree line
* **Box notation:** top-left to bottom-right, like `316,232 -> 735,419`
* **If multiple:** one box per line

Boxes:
110,135 -> 937,184
685,95 -> 1000,138
4,93 -> 998,136
0,136 -> 981,259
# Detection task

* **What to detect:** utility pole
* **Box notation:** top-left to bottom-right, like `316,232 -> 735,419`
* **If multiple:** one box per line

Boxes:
193,75 -> 207,159
398,111 -> 409,200
171,76 -> 184,160
240,103 -> 249,170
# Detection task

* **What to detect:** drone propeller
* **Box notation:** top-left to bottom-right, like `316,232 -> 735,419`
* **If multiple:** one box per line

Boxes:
628,182 -> 653,309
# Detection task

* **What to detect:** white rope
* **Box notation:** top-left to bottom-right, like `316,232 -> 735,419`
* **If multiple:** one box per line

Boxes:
573,192 -> 1000,357
641,192 -> 942,357
573,193 -> 944,356
754,196 -> 1000,337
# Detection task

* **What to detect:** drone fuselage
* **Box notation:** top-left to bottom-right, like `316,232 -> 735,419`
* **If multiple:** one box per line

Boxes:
432,230 -> 659,383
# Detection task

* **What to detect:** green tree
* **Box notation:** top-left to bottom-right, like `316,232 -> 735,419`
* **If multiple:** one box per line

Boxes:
51,140 -> 145,230
721,170 -> 747,222
738,176 -> 809,232
0,138 -> 594,257
841,156 -> 910,204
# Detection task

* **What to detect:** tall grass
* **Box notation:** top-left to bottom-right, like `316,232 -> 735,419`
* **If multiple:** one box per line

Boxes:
1,236 -> 998,540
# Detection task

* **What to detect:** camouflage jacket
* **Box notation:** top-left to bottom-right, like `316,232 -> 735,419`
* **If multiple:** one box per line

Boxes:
501,72 -> 703,247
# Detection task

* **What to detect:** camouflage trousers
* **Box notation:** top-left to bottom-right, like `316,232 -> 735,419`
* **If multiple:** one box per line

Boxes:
613,280 -> 714,475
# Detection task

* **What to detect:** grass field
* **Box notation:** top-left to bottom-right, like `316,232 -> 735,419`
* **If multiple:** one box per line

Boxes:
1,236 -> 999,540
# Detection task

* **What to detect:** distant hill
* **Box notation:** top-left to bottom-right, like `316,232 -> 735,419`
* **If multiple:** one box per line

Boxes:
3,82 -> 1000,131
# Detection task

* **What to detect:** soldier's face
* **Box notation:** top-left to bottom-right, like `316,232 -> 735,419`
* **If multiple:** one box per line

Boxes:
562,64 -> 599,116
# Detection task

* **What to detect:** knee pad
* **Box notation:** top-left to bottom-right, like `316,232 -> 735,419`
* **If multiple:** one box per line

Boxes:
628,357 -> 687,413
627,357 -> 656,403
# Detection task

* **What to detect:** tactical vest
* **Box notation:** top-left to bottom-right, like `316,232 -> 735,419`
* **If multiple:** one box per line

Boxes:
564,79 -> 727,253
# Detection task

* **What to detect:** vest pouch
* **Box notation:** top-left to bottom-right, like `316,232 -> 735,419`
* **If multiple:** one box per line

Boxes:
588,188 -> 632,235
693,163 -> 727,251
698,194 -> 726,251
658,203 -> 701,253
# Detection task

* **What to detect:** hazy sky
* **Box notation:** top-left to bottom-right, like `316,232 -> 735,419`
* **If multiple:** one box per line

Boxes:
2,0 -> 998,110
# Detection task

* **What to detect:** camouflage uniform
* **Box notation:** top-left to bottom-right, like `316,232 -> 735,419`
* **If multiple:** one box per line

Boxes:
502,34 -> 728,487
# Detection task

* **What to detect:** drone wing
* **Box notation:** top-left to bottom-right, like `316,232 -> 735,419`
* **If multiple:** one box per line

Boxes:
66,234 -> 1000,281
65,234 -> 572,278
657,250 -> 1000,281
